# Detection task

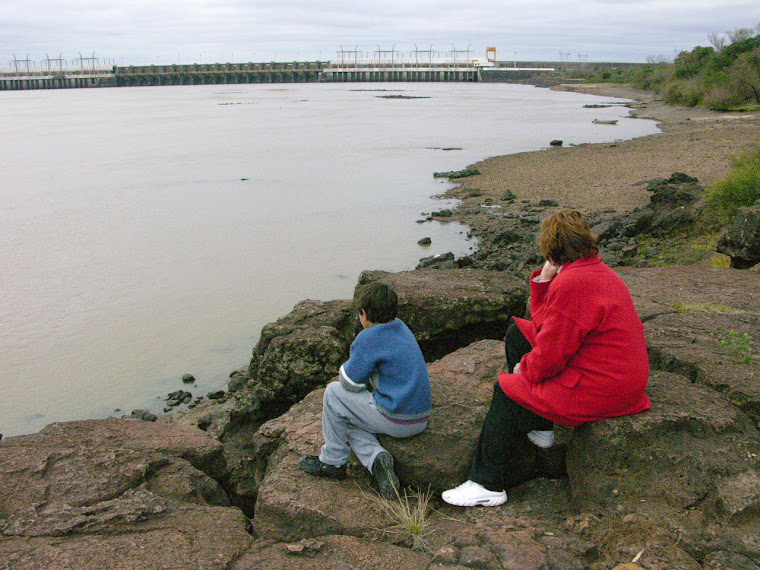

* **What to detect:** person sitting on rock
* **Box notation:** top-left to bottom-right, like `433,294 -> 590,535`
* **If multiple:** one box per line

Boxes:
299,282 -> 432,500
442,209 -> 651,507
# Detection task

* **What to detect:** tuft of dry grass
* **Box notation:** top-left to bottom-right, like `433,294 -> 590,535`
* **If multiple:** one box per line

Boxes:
371,486 -> 435,552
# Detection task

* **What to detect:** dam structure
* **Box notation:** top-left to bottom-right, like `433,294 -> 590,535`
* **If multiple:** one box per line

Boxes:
0,48 -> 565,90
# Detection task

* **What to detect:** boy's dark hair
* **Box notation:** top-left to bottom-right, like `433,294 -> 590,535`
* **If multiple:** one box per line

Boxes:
356,282 -> 398,324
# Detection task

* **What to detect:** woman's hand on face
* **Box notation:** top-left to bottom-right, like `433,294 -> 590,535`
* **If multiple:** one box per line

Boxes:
539,260 -> 559,282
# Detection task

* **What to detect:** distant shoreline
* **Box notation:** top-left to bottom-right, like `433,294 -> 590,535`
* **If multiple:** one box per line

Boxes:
444,83 -> 760,220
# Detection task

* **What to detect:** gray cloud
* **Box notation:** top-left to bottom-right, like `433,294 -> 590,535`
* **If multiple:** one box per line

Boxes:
1,0 -> 758,67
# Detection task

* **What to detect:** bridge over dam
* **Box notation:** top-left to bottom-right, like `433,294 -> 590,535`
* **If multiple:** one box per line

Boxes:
0,58 -> 646,91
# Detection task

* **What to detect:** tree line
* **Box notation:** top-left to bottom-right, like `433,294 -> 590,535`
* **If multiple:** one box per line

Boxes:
593,24 -> 760,111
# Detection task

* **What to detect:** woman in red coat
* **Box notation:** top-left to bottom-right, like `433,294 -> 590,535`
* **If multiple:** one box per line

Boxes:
443,209 -> 650,507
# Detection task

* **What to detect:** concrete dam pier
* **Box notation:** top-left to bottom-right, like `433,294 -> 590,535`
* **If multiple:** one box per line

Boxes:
0,56 -> 566,90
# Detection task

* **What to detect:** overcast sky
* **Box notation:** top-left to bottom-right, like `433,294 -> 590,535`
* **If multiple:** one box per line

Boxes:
2,0 -> 759,68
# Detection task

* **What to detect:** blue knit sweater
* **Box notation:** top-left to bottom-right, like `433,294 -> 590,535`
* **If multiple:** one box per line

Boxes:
340,318 -> 431,423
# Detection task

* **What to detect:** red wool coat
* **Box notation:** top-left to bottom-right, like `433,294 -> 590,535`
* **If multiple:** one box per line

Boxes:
499,256 -> 650,427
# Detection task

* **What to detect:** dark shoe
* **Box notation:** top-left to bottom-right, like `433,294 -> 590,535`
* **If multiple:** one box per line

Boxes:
298,455 -> 347,480
372,451 -> 400,500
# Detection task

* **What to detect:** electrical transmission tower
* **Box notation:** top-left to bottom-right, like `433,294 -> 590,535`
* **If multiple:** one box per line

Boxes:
374,45 -> 397,64
450,44 -> 472,64
42,53 -> 66,73
338,45 -> 361,66
10,54 -> 33,74
412,44 -> 437,66
74,52 -> 98,71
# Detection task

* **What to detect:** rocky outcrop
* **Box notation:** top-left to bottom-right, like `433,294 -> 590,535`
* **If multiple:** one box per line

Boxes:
717,199 -> 760,269
616,265 -> 760,424
224,339 -> 556,541
0,418 -> 253,569
172,268 -> 528,516
240,265 -> 759,566
567,369 -> 760,516
357,268 -> 528,360
181,268 -> 527,436
452,172 -> 719,272
2,261 -> 759,568
597,172 -> 703,239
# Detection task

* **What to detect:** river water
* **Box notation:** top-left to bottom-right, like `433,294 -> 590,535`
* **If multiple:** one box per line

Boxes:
0,82 -> 659,437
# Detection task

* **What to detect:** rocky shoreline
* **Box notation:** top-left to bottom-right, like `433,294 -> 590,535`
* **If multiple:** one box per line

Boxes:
2,85 -> 760,569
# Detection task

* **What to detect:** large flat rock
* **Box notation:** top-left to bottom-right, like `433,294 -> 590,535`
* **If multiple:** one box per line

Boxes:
250,340 -> 548,541
567,370 -> 760,521
0,418 -> 252,569
617,265 -> 760,424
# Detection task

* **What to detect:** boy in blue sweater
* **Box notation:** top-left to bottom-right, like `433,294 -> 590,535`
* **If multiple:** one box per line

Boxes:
299,282 -> 431,499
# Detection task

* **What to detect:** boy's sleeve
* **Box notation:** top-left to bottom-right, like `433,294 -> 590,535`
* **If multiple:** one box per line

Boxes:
340,333 -> 377,391
339,364 -> 367,392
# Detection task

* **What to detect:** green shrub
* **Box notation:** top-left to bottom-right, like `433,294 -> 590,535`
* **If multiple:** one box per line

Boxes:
704,145 -> 760,222
674,46 -> 715,78
703,83 -> 752,110
664,78 -> 705,106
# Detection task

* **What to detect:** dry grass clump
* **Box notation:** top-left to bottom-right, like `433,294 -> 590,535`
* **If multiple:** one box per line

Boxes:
371,486 -> 434,552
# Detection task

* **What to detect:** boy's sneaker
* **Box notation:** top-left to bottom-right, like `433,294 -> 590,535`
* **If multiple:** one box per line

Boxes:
372,451 -> 400,500
441,480 -> 507,507
298,455 -> 347,480
527,430 -> 555,449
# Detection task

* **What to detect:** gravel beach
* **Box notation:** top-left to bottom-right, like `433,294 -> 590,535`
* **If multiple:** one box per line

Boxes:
447,84 -> 760,215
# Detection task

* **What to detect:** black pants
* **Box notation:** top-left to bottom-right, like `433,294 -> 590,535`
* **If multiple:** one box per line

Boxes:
468,322 -> 553,491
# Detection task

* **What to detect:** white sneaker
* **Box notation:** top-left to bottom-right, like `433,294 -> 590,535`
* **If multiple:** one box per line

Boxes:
441,480 -> 507,507
527,430 -> 555,449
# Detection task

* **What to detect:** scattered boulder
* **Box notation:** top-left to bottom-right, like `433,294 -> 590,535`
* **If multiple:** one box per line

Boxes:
182,373 -> 196,384
245,299 -> 357,423
167,390 -> 193,406
417,236 -> 432,246
550,139 -> 563,146
130,409 -> 157,422
716,199 -> 760,269
417,251 -> 455,269
227,369 -> 249,392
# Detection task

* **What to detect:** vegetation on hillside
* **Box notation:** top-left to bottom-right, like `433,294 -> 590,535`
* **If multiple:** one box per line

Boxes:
587,24 -> 760,111
703,144 -> 760,223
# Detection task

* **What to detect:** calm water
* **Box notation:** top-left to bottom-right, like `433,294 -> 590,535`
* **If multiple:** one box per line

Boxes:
0,83 -> 659,436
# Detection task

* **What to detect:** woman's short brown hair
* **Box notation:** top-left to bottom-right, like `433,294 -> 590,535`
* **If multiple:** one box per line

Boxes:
537,209 -> 598,265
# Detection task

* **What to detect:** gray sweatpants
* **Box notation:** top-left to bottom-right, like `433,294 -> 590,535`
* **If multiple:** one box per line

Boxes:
318,381 -> 428,471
